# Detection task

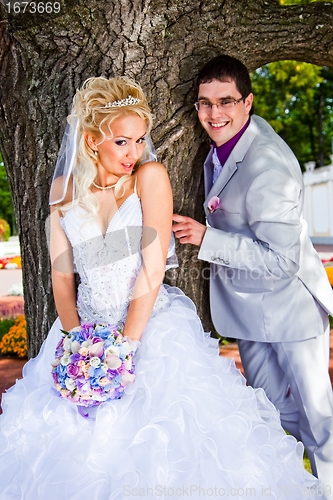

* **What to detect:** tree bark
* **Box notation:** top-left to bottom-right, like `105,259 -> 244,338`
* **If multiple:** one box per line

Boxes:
1,0 -> 333,356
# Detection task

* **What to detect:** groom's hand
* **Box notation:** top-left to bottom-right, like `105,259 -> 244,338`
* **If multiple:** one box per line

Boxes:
172,214 -> 206,246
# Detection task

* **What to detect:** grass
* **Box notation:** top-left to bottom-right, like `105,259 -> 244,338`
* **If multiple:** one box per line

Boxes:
303,448 -> 312,473
286,431 -> 312,472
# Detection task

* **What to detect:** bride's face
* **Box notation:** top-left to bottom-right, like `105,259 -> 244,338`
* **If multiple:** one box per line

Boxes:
93,113 -> 147,181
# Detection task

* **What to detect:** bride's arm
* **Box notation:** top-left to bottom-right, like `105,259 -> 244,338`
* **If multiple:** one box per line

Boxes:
49,206 -> 80,331
122,162 -> 173,341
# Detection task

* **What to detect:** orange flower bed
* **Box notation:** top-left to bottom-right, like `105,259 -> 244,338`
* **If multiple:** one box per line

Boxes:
0,219 -> 10,242
325,265 -> 333,286
0,315 -> 28,358
322,258 -> 333,286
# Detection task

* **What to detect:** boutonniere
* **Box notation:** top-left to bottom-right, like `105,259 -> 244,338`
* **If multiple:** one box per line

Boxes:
207,196 -> 220,214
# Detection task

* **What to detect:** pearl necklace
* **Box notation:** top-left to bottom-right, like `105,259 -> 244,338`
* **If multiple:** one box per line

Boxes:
92,181 -> 117,190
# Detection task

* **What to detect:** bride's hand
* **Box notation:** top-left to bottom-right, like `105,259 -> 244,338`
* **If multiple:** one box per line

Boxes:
123,336 -> 141,353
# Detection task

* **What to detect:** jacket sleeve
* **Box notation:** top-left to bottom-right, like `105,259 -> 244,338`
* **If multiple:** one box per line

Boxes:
198,168 -> 302,280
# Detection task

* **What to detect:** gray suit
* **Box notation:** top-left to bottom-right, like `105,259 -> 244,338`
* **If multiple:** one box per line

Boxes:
198,115 -> 333,497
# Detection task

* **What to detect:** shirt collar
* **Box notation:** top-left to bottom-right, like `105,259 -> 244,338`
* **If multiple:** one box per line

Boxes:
214,118 -> 250,167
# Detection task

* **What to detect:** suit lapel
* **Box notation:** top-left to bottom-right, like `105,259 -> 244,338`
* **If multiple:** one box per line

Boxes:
203,147 -> 214,199
203,154 -> 238,214
203,117 -> 258,215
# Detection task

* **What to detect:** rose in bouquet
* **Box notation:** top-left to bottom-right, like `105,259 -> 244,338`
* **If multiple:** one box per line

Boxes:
51,323 -> 137,407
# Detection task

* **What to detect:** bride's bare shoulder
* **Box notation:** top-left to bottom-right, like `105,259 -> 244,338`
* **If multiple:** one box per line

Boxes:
136,161 -> 169,183
135,162 -> 171,202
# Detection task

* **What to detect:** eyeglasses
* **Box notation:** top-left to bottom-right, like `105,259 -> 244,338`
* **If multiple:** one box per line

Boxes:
194,96 -> 245,112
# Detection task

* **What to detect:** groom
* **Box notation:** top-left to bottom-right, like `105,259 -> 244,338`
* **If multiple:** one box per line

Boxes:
173,54 -> 333,497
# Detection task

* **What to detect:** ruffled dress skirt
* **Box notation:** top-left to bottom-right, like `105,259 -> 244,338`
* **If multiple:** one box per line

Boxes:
0,286 -> 323,499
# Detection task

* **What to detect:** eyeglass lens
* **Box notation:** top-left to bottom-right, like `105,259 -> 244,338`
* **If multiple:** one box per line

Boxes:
195,97 -> 244,111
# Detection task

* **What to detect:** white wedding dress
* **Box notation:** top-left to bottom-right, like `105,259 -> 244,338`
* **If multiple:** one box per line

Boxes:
0,190 -> 324,499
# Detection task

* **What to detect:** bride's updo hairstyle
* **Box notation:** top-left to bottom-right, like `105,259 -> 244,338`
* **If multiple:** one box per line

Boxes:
68,76 -> 153,212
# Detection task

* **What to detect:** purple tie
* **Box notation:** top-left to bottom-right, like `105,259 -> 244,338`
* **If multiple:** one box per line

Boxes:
212,148 -> 222,185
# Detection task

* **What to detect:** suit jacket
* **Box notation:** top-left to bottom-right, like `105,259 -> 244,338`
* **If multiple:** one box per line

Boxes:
198,115 -> 333,342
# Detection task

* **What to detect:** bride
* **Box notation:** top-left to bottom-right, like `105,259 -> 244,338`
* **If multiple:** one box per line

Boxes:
0,76 -> 328,499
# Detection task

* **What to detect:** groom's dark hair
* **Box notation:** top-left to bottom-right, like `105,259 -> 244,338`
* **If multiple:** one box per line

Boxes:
196,54 -> 253,114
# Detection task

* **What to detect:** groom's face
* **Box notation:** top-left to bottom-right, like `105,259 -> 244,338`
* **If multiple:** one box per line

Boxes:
197,78 -> 253,146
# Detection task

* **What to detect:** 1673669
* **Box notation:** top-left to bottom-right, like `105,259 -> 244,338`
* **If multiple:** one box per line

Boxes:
5,2 -> 61,14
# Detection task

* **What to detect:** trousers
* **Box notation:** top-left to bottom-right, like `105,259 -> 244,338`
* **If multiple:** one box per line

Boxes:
238,324 -> 333,499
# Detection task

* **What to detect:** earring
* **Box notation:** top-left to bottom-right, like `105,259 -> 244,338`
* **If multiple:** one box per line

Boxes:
94,150 -> 98,156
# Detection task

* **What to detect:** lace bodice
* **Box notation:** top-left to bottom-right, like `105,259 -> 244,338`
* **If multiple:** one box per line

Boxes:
60,192 -> 176,326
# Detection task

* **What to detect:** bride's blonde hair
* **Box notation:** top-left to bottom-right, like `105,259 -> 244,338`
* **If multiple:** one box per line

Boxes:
64,76 -> 153,214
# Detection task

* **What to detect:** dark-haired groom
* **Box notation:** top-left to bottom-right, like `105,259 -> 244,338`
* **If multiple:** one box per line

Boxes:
173,54 -> 333,498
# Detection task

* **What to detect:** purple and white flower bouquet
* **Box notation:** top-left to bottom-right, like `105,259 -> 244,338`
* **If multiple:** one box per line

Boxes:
51,323 -> 137,407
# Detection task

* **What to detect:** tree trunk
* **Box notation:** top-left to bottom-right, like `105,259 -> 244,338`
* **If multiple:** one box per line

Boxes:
1,0 -> 333,356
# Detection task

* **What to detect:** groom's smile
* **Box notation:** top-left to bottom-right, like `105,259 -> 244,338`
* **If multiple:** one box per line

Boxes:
209,121 -> 230,129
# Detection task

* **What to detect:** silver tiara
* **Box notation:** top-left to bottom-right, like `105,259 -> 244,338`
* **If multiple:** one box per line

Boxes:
103,95 -> 141,108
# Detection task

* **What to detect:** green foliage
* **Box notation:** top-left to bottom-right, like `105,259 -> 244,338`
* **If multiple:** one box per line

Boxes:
251,61 -> 333,169
0,318 -> 16,343
0,157 -> 15,234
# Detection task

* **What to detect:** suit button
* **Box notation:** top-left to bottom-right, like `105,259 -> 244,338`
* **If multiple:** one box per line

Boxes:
212,256 -> 229,265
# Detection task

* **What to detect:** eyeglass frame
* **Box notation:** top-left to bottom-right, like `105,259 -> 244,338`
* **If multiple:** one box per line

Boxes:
194,96 -> 245,112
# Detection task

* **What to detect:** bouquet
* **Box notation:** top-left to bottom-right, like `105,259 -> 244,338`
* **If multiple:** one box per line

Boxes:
51,323 -> 137,407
